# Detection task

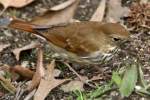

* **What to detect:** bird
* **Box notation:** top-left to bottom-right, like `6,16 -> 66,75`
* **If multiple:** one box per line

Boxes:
0,17 -> 130,64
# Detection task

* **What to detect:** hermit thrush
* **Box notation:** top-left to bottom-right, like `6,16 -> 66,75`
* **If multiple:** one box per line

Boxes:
0,17 -> 130,64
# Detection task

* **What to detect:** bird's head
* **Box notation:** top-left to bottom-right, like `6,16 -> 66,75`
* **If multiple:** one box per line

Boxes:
101,23 -> 130,46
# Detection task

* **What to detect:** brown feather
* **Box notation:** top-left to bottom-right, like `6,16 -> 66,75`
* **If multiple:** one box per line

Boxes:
0,18 -> 130,64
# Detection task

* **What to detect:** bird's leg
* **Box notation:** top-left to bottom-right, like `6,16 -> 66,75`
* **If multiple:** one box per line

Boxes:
88,65 -> 111,82
64,62 -> 83,80
64,62 -> 96,88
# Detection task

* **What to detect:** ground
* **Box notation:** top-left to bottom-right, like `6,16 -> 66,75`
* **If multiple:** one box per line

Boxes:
0,0 -> 150,100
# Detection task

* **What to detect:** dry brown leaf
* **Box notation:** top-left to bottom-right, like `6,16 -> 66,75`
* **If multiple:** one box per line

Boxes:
27,48 -> 45,91
61,80 -> 84,92
12,42 -> 40,61
0,0 -> 34,8
0,0 -> 34,15
30,0 -> 80,26
34,60 -> 69,100
0,65 -> 19,81
0,44 -> 10,52
50,0 -> 77,11
140,0 -> 148,4
105,0 -> 130,22
90,0 -> 106,22
0,76 -> 16,94
10,65 -> 34,80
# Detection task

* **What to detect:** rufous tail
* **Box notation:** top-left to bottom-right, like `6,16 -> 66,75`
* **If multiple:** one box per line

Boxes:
8,19 -> 38,33
0,17 -> 49,34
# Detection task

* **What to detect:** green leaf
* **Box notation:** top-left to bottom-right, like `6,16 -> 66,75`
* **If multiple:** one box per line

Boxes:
138,65 -> 147,89
74,90 -> 86,100
88,83 -> 113,99
119,64 -> 138,97
112,71 -> 122,87
135,86 -> 150,96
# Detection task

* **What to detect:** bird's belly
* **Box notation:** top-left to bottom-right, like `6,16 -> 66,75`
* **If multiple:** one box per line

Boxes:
48,41 -> 118,64
53,50 -> 118,64
81,52 -> 113,64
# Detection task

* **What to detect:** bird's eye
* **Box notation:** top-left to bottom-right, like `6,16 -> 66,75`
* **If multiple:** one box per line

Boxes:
113,38 -> 120,41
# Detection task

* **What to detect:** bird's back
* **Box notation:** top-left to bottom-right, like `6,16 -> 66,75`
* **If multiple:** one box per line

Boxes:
36,22 -> 109,56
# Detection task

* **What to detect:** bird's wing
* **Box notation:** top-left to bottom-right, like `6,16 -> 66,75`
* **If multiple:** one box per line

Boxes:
35,22 -> 104,56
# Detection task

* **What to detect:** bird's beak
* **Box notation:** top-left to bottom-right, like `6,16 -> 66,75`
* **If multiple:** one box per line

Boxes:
116,37 -> 131,48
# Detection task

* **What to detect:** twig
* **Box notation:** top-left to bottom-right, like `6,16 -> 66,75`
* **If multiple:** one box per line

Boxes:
24,89 -> 36,100
0,8 -> 7,16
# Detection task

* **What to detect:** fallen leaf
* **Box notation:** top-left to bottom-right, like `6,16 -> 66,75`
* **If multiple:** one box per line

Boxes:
90,0 -> 106,22
10,65 -> 34,80
0,44 -> 10,52
0,0 -> 34,8
140,0 -> 149,4
0,75 -> 16,94
61,80 -> 84,92
50,0 -> 77,11
30,0 -> 80,26
27,48 -> 45,91
12,42 -> 40,61
0,65 -> 23,81
34,60 -> 69,100
0,0 -> 34,15
105,0 -> 130,22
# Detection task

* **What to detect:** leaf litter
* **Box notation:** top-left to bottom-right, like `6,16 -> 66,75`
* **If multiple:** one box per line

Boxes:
105,0 -> 130,23
90,0 -> 106,22
0,75 -> 16,94
0,0 -> 34,15
61,80 -> 84,92
0,44 -> 10,52
0,0 -> 149,99
27,48 -> 45,92
10,65 -> 34,80
34,60 -> 69,100
30,0 -> 80,26
12,42 -> 40,61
